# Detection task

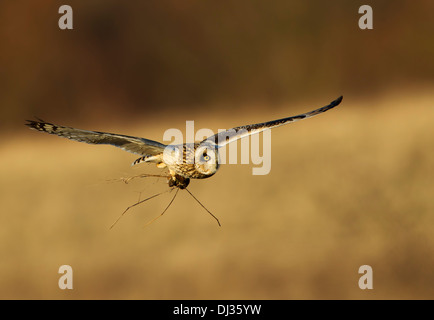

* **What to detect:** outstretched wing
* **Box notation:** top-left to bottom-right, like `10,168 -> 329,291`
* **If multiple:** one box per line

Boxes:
204,96 -> 343,147
25,120 -> 167,156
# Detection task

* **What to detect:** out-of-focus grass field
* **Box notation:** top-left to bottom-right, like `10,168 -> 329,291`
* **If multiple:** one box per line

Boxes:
1,89 -> 433,299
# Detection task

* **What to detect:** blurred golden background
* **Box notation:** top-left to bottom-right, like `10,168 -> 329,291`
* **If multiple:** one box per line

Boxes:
1,1 -> 433,299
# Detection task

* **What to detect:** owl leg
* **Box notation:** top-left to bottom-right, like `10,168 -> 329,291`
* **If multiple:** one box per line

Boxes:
168,174 -> 190,189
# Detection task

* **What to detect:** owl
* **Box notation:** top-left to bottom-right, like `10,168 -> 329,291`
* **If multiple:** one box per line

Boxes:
26,96 -> 342,226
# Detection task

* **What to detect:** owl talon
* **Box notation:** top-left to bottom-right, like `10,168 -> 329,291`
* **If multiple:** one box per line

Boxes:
168,175 -> 190,189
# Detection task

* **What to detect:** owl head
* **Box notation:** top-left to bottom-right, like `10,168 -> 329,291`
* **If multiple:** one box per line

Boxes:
194,143 -> 220,177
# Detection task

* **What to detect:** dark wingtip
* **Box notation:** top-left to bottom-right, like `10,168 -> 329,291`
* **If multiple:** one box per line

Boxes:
25,117 -> 48,129
25,119 -> 36,128
25,118 -> 51,132
333,95 -> 343,106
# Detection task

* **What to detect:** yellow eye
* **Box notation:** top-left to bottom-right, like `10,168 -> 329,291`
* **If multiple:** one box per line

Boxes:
203,155 -> 210,161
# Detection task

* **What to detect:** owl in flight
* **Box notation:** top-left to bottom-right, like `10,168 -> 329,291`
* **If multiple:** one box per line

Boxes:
26,96 -> 342,189
26,96 -> 342,226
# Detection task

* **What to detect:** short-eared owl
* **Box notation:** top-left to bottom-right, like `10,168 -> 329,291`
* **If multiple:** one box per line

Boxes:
26,96 -> 342,189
